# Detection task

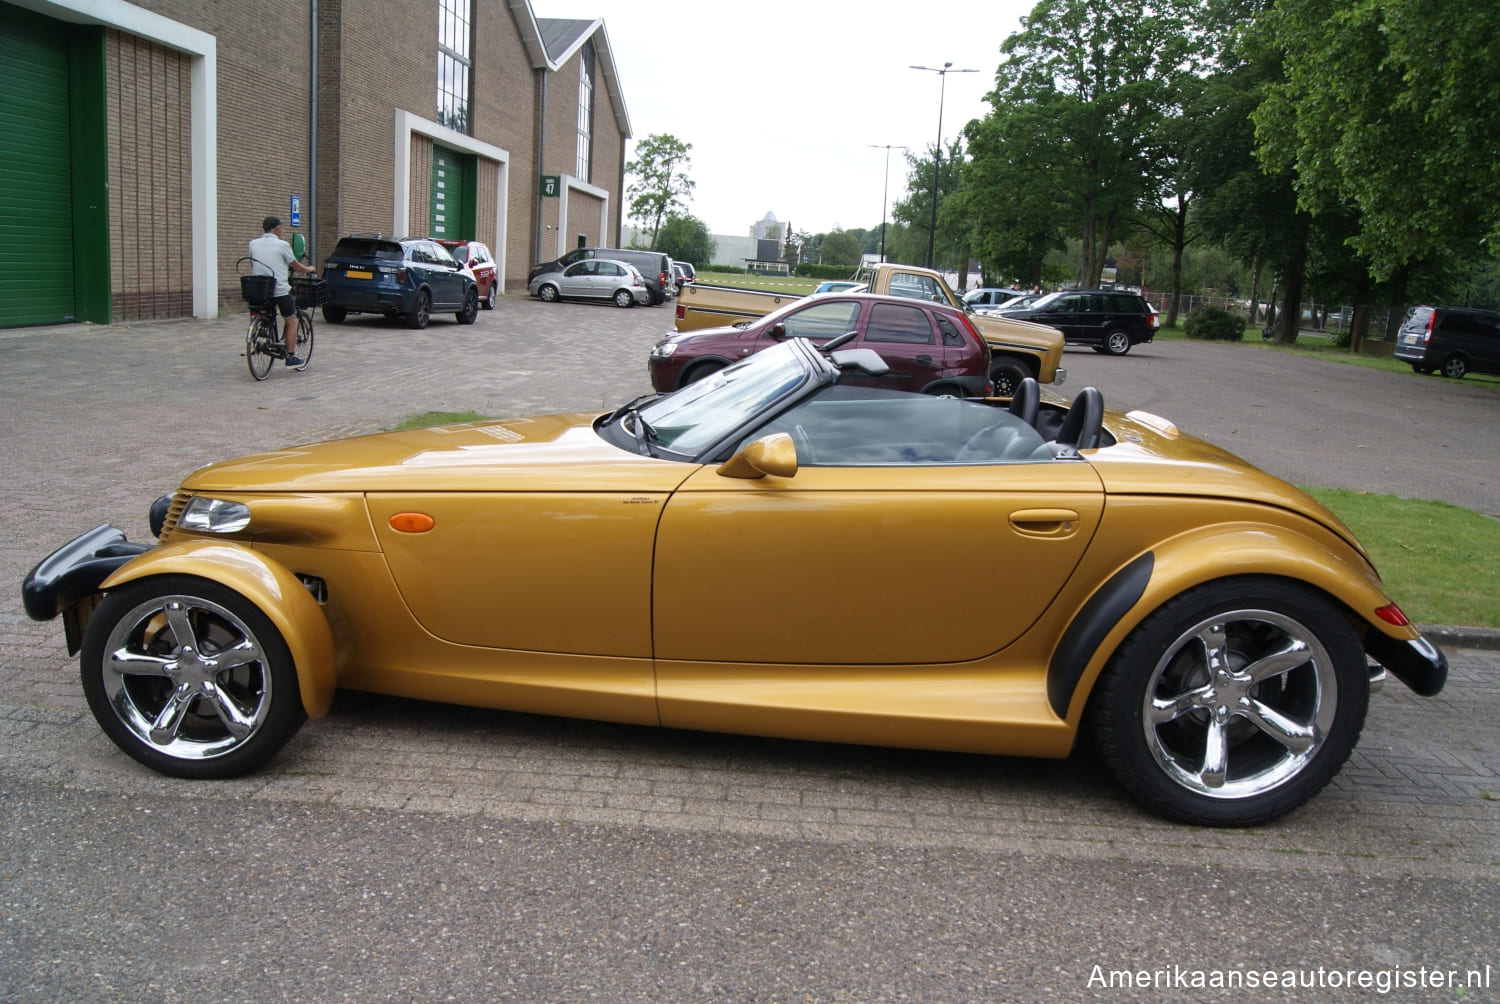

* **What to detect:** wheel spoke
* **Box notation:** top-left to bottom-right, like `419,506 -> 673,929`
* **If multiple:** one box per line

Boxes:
200,681 -> 257,738
1150,686 -> 1209,725
1198,719 -> 1229,789
108,647 -> 174,677
211,637 -> 264,673
1245,638 -> 1311,684
162,603 -> 201,653
148,688 -> 197,745
1194,623 -> 1230,671
1242,699 -> 1317,754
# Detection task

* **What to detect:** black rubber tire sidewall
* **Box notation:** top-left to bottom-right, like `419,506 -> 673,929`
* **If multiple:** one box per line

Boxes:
1088,577 -> 1368,827
79,575 -> 308,779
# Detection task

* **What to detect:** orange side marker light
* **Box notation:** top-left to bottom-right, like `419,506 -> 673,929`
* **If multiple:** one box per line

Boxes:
389,512 -> 436,533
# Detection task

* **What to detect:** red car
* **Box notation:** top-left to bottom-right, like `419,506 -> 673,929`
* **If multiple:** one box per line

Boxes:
649,293 -> 993,396
436,239 -> 499,310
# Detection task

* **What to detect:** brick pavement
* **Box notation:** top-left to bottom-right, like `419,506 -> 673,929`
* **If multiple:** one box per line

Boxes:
2,298 -> 1496,883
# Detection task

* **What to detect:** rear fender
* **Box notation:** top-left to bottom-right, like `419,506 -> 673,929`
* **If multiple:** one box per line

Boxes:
101,540 -> 337,718
1048,523 -> 1404,723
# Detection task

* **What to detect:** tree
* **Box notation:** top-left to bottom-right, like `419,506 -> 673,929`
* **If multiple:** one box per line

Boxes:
891,139 -> 967,271
819,230 -> 863,267
960,106 -> 1069,287
984,0 -> 1205,287
625,134 -> 695,250
655,213 -> 715,267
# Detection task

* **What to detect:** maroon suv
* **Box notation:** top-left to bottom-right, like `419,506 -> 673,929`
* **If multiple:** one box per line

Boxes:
648,293 -> 993,396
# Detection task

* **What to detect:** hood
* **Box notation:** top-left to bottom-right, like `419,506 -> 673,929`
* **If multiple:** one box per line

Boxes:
181,414 -> 696,494
661,322 -> 756,347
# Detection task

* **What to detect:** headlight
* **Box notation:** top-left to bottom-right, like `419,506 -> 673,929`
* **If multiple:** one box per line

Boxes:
650,342 -> 677,359
178,497 -> 252,534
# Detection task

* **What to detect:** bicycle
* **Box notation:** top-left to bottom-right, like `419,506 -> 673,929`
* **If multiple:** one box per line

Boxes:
237,258 -> 323,380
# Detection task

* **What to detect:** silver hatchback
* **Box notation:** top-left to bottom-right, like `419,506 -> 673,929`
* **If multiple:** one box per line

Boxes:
529,259 -> 651,308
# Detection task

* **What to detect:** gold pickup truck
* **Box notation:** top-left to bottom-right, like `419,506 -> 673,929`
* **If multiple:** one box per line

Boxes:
674,262 -> 1066,394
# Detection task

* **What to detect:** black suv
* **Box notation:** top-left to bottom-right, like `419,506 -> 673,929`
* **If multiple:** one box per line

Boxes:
1394,305 -> 1500,380
322,235 -> 479,329
529,247 -> 673,305
995,289 -> 1158,355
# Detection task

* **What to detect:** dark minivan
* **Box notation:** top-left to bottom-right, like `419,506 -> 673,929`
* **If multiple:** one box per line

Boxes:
1394,305 -> 1500,380
528,247 -> 674,305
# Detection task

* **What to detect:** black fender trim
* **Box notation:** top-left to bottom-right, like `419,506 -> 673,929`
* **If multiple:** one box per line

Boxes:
1365,631 -> 1448,696
21,524 -> 151,622
1047,552 -> 1154,717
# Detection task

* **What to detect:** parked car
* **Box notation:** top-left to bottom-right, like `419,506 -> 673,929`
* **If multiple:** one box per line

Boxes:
436,239 -> 498,310
649,292 -> 992,397
996,289 -> 1158,355
979,292 -> 1042,314
1393,305 -> 1500,379
23,336 -> 1447,826
963,287 -> 1026,310
529,247 -> 674,305
528,259 -> 651,307
673,261 -> 696,286
321,234 -> 479,329
813,280 -> 865,294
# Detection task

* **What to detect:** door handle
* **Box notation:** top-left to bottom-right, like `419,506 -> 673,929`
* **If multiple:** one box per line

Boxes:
916,355 -> 932,365
1008,508 -> 1080,537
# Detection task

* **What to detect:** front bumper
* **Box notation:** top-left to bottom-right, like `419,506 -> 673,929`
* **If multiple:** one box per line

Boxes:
22,524 -> 150,622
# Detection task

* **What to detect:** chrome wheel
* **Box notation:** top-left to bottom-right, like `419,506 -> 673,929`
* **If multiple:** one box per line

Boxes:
483,283 -> 495,309
1141,609 -> 1336,799
1441,354 -> 1468,379
80,576 -> 306,778
1091,578 -> 1366,826
1104,329 -> 1132,355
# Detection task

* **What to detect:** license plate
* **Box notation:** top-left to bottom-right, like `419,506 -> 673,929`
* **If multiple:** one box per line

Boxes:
346,269 -> 373,280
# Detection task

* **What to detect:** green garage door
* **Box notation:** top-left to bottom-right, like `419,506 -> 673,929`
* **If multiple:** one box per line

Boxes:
0,7 -> 76,326
430,145 -> 475,241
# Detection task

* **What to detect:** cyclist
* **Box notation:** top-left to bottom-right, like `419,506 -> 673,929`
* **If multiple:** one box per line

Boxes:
248,216 -> 317,367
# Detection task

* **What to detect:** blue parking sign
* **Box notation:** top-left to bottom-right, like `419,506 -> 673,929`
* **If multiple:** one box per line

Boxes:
290,194 -> 301,228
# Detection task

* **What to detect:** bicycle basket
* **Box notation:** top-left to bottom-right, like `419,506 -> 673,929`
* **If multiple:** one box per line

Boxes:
240,274 -> 276,302
291,276 -> 330,308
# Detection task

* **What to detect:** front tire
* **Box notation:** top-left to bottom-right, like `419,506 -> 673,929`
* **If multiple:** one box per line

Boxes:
79,575 -> 307,779
537,283 -> 559,303
456,288 -> 479,324
291,312 -> 314,370
1089,578 -> 1367,826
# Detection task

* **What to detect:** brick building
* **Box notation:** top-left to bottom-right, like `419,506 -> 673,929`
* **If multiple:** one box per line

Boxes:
0,0 -> 630,327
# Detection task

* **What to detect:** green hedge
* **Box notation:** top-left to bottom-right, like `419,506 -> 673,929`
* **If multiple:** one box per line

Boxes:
792,263 -> 861,280
1183,306 -> 1246,342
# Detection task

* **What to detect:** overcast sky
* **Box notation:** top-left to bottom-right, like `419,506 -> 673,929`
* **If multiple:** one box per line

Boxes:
536,0 -> 1035,239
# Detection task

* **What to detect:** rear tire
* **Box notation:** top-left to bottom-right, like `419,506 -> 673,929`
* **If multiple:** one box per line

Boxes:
1441,354 -> 1468,379
322,306 -> 346,324
482,283 -> 496,310
405,290 -> 431,329
1103,329 -> 1132,355
246,315 -> 275,381
989,354 -> 1034,397
614,289 -> 635,308
1089,578 -> 1367,826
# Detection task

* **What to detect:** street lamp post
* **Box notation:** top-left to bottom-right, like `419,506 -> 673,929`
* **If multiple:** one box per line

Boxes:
868,143 -> 907,263
910,62 -> 977,270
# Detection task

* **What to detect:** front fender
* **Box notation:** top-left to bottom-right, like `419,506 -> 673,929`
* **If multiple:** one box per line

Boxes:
1048,522 -> 1406,723
101,541 -> 337,718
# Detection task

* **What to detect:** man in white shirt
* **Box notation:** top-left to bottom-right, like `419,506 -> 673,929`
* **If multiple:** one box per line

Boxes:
248,216 -> 318,367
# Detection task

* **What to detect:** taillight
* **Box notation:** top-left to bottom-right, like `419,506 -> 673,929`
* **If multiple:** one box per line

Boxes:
676,303 -> 685,320
396,268 -> 407,284
1375,603 -> 1411,627
959,313 -> 985,348
1421,312 -> 1435,345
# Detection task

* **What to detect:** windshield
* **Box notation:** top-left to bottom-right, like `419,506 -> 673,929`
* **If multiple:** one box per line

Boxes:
636,342 -> 819,457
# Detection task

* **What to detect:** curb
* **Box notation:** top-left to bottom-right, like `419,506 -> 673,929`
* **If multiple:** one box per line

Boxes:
1419,624 -> 1500,651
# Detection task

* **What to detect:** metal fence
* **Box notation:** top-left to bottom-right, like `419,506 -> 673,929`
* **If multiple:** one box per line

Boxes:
1143,293 -> 1394,338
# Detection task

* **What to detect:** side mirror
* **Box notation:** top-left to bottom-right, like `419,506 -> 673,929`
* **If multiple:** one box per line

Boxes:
717,433 -> 798,480
766,323 -> 787,341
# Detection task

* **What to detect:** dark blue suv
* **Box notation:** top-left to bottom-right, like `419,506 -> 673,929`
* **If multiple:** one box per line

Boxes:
322,234 -> 479,329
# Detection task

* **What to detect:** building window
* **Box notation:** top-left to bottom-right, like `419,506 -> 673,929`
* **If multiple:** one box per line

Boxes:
437,0 -> 472,133
576,42 -> 594,181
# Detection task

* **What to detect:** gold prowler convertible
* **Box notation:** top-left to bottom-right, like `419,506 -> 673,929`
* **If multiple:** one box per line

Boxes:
23,335 -> 1446,825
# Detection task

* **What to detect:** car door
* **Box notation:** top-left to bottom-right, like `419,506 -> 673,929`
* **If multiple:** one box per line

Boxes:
856,300 -> 941,388
651,396 -> 1104,733
559,261 -> 595,299
1039,293 -> 1088,343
